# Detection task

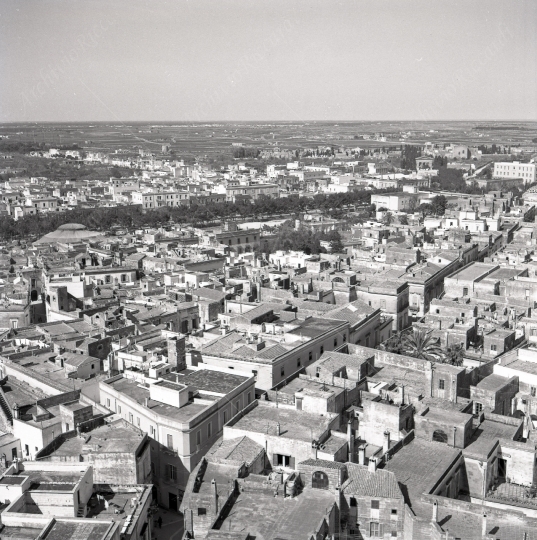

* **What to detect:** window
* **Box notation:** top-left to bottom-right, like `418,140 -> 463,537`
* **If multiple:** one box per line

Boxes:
343,334 -> 347,342
370,522 -> 380,537
371,500 -> 380,509
105,275 -> 111,284
391,509 -> 398,515
316,367 -> 321,378
106,398 -> 110,408
334,338 -> 338,347
474,402 -> 483,415
196,431 -> 201,445
463,287 -> 468,296
91,364 -> 95,370
297,358 -> 301,368
197,508 -> 206,516
311,470 -> 329,489
207,422 -> 212,438
167,434 -> 173,449
350,497 -> 357,507
118,405 -> 121,414
391,532 -> 397,537
309,352 -> 313,362
121,274 -> 127,282
531,387 -> 536,397
491,344 -> 497,352
247,392 -> 252,404
281,367 -> 285,377
137,417 -> 140,427
150,425 -> 155,436
320,346 -> 324,355
169,464 -> 177,480
129,413 -> 133,423
438,379 -> 445,390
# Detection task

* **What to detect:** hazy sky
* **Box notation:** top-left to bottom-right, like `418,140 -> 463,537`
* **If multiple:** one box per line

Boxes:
1,0 -> 536,122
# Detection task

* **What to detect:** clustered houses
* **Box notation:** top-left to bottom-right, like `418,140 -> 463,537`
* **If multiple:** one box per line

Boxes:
2,147 -> 537,540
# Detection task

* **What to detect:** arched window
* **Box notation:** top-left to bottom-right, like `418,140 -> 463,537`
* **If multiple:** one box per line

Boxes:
432,430 -> 448,443
312,471 -> 329,489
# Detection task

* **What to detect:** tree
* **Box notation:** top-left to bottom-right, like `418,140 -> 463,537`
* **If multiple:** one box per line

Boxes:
444,343 -> 464,366
402,329 -> 443,362
418,203 -> 434,219
399,214 -> 409,225
382,212 -> 394,226
430,195 -> 448,216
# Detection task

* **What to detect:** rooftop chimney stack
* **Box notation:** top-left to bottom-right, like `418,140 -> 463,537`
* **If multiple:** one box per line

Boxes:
358,445 -> 366,466
347,419 -> 355,462
482,514 -> 487,538
211,479 -> 218,514
432,500 -> 438,523
276,422 -> 281,436
368,456 -> 377,473
383,430 -> 391,454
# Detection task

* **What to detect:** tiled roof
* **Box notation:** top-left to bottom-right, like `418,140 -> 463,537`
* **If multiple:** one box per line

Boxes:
342,463 -> 403,499
298,458 -> 346,470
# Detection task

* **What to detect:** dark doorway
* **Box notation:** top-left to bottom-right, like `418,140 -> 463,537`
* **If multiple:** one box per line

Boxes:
11,447 -> 17,460
312,471 -> 329,489
498,458 -> 507,479
30,290 -> 38,302
433,430 -> 448,443
169,492 -> 178,511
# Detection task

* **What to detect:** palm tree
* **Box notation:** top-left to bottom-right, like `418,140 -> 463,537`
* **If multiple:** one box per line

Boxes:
402,329 -> 443,362
444,343 -> 465,366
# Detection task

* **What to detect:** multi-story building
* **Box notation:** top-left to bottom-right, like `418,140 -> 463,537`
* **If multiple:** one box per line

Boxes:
132,189 -> 190,209
225,182 -> 279,202
493,161 -> 536,185
99,368 -> 255,510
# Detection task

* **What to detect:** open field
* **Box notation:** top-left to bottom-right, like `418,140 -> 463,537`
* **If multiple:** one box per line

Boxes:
1,121 -> 536,160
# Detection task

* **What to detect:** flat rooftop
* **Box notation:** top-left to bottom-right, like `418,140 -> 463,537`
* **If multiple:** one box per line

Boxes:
47,421 -> 146,458
106,377 -> 208,422
383,438 -> 460,510
214,486 -> 334,540
228,402 -> 334,442
42,520 -> 113,540
463,418 -> 521,460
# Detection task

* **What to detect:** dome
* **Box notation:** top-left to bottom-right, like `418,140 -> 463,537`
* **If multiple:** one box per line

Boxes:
57,223 -> 87,231
34,223 -> 103,245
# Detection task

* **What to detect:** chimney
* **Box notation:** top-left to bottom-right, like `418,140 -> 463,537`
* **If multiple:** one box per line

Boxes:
144,397 -> 149,407
383,430 -> 390,454
368,457 -> 377,473
347,419 -> 355,462
452,426 -> 458,447
276,422 -> 281,436
221,326 -> 227,336
482,514 -> 487,538
432,500 -> 438,523
358,445 -> 366,466
400,384 -> 405,405
211,479 -> 219,514
12,403 -> 20,420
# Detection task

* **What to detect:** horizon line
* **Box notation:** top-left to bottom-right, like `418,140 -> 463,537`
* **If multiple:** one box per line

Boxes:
2,119 -> 537,124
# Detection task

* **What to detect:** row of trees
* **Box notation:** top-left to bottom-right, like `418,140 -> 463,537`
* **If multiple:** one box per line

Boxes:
0,189 -> 378,242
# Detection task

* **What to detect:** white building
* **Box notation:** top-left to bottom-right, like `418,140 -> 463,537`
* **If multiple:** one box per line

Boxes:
493,162 -> 536,185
